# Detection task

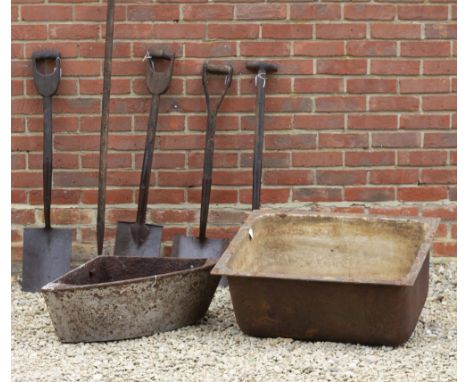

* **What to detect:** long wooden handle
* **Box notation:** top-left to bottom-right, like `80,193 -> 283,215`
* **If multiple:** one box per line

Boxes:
97,0 -> 115,256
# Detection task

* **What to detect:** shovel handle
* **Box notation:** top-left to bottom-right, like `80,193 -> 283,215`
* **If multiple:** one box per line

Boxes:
43,96 -> 53,230
145,49 -> 175,96
97,0 -> 116,256
199,62 -> 233,240
136,94 -> 160,225
246,62 -> 277,210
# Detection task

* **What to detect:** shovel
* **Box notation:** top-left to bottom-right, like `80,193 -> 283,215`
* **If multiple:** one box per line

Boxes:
172,63 -> 233,262
22,50 -> 72,292
246,61 -> 278,210
114,49 -> 175,257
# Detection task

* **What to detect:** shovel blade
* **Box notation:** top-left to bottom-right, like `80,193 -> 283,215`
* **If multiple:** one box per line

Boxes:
171,235 -> 227,260
114,221 -> 162,257
22,228 -> 72,292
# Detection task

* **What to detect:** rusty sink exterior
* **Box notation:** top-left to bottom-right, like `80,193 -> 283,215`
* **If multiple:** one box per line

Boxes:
211,209 -> 439,346
42,256 -> 220,343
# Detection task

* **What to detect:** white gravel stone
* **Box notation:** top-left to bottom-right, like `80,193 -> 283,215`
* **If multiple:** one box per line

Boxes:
12,259 -> 456,382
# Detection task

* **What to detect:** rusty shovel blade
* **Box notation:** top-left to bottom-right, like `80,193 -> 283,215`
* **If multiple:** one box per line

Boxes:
22,228 -> 72,292
113,222 -> 162,257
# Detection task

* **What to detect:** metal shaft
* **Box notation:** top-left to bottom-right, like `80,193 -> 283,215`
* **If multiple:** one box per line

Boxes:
252,70 -> 266,210
199,113 -> 216,241
136,95 -> 160,226
97,0 -> 115,255
43,96 -> 53,230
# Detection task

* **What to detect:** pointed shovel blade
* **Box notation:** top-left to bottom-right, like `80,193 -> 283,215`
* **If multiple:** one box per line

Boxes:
113,221 -> 162,257
22,227 -> 72,292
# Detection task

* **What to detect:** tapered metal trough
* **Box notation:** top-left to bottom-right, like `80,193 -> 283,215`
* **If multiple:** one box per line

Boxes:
42,256 -> 220,343
212,209 -> 439,346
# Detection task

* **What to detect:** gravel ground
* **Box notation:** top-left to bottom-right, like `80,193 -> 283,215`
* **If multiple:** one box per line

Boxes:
12,258 -> 456,382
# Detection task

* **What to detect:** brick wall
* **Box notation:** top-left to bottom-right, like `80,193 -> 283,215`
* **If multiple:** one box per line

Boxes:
11,0 -> 457,262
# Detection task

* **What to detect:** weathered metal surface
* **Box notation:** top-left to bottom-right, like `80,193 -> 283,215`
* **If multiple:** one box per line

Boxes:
114,49 -> 174,257
97,0 -> 116,256
245,61 -> 278,211
172,63 -> 233,287
212,209 -> 439,346
42,256 -> 220,343
22,50 -> 71,293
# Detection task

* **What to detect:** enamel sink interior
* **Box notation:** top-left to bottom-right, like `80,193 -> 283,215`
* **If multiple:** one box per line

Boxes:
225,214 -> 429,284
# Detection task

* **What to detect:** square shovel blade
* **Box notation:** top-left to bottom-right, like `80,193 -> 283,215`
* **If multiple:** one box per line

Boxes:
22,227 -> 72,292
171,235 -> 228,286
171,235 -> 227,260
113,222 -> 162,257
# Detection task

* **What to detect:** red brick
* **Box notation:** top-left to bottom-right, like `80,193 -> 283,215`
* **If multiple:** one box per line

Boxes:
421,169 -> 456,184
213,171 -> 252,186
348,79 -> 396,94
422,205 -> 456,221
316,24 -> 366,40
293,152 -> 343,167
425,24 -> 457,39
290,4 -> 341,20
317,170 -> 367,185
398,5 -> 449,20
293,188 -> 342,202
345,4 -> 395,20
316,96 -> 366,112
294,115 -> 344,130
400,78 -> 450,93
22,5 -> 72,21
12,25 -> 47,40
372,132 -> 420,148
184,4 -> 233,20
263,24 -> 312,39
236,4 -> 286,20
370,169 -> 419,185
240,42 -> 290,57
345,151 -> 395,167
265,134 -> 316,150
398,187 -> 448,202
190,152 -> 238,169
240,152 -> 290,169
371,24 -> 421,39
264,170 -> 313,186
294,41 -> 344,57
127,5 -> 179,21
317,59 -> 367,75
398,151 -> 447,166
189,189 -> 238,204
432,242 -> 456,257
185,42 -> 236,58
319,133 -> 369,149
345,187 -> 395,202
370,96 -> 419,112
401,42 -> 451,57
369,206 -> 419,217
424,60 -> 457,75
348,115 -> 397,130
295,78 -> 343,93
208,24 -> 259,39
422,95 -> 456,111
347,41 -> 396,57
148,189 -> 185,205
29,189 -> 81,205
400,115 -> 450,130
371,60 -> 420,75
12,209 -> 35,225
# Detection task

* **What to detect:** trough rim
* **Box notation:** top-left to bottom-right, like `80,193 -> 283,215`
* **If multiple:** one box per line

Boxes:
211,208 -> 439,287
41,256 -> 216,292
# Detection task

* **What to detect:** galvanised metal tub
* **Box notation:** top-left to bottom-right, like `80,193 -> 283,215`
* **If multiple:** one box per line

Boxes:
42,256 -> 220,343
211,209 -> 439,346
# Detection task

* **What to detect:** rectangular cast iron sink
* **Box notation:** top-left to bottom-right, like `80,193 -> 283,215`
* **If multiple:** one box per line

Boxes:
211,209 -> 439,346
42,256 -> 220,343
